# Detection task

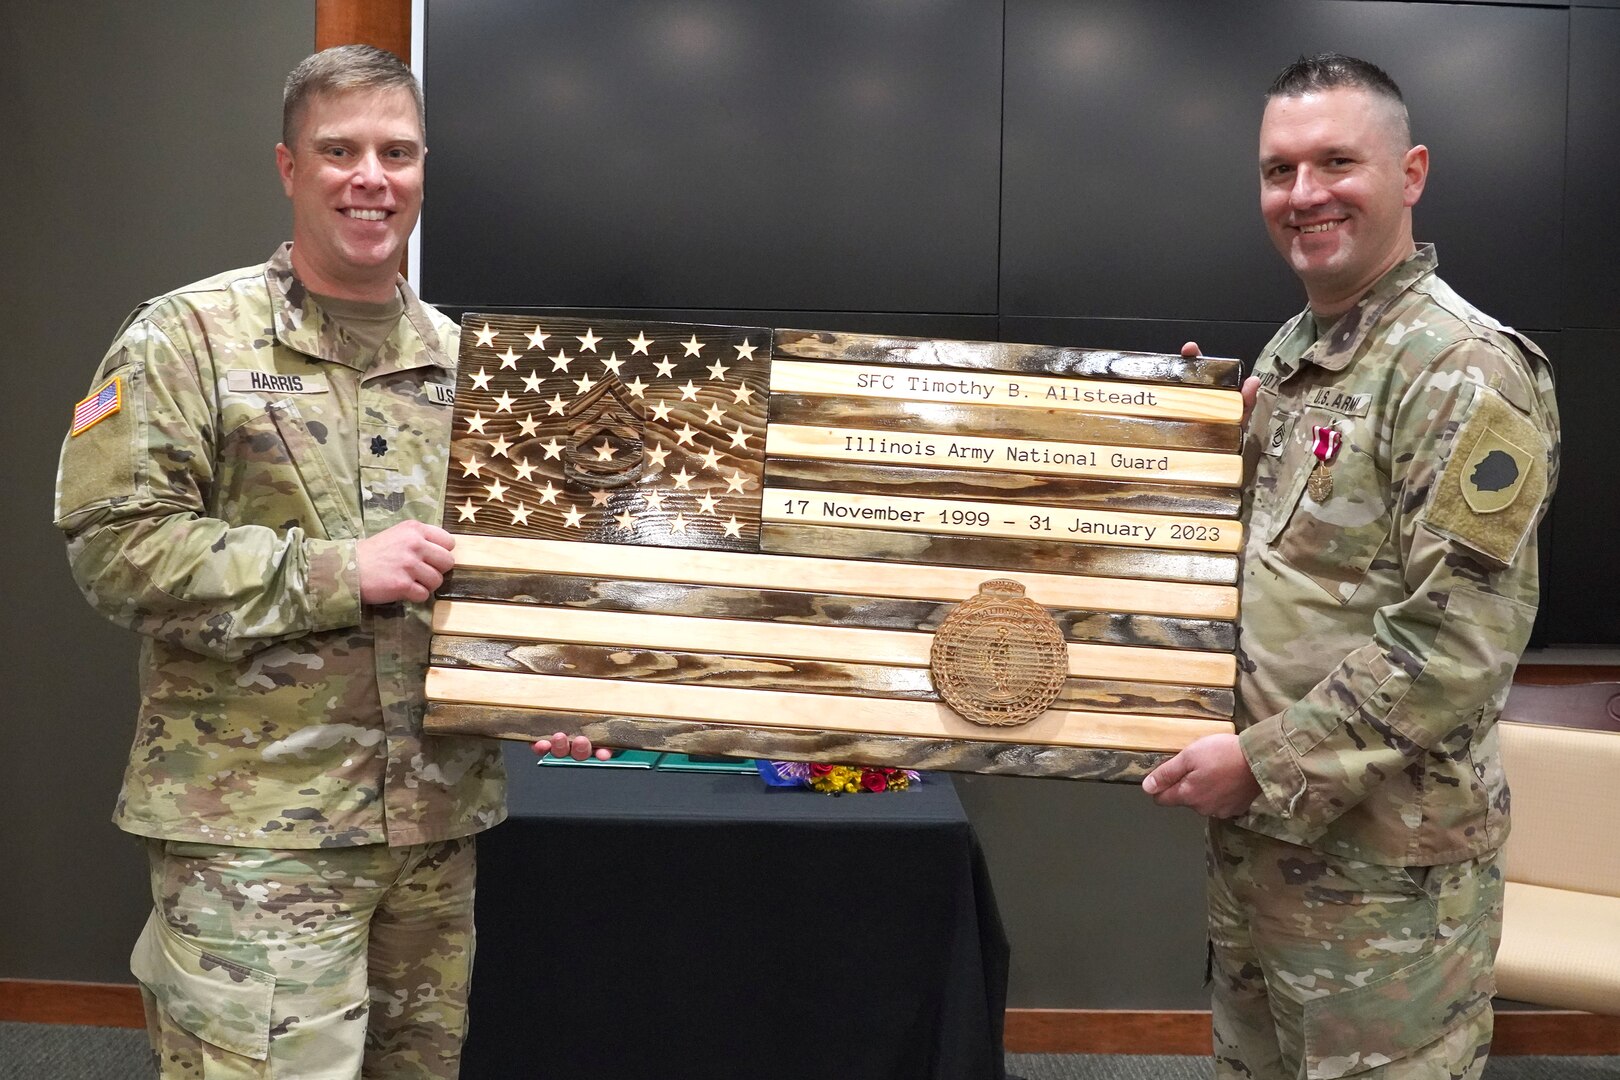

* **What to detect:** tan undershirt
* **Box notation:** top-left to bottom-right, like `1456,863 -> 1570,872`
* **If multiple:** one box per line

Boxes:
312,290 -> 406,362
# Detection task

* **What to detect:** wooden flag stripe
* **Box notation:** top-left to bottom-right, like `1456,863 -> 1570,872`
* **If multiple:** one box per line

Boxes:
424,704 -> 1178,782
433,600 -> 1237,686
425,668 -> 1234,752
430,638 -> 1237,721
449,535 -> 1240,620
765,425 -> 1241,488
762,489 -> 1242,554
763,458 -> 1240,517
440,569 -> 1236,651
771,329 -> 1242,388
767,393 -> 1242,453
769,360 -> 1243,424
759,523 -> 1239,584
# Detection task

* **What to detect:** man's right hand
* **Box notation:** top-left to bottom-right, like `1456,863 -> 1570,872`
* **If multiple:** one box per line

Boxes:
357,520 -> 456,604
1182,341 -> 1259,422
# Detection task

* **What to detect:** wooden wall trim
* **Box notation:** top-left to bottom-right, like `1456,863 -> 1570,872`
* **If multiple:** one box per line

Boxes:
1003,1007 -> 1620,1056
0,980 -> 146,1029
314,0 -> 410,59
5,982 -> 1615,1056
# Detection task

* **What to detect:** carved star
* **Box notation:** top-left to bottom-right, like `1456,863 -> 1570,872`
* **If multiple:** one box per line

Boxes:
653,357 -> 677,378
643,490 -> 667,512
671,467 -> 694,490
650,400 -> 674,422
700,447 -> 723,471
525,325 -> 549,350
696,491 -> 719,514
537,481 -> 559,505
513,458 -> 537,481
590,489 -> 613,507
457,498 -> 479,522
493,390 -> 516,413
628,331 -> 652,355
728,425 -> 751,449
541,438 -> 564,460
572,372 -> 597,396
460,456 -> 485,478
674,423 -> 698,446
549,350 -> 574,373
474,324 -> 497,348
614,509 -> 637,530
490,433 -> 511,457
600,352 -> 625,376
484,477 -> 508,502
498,346 -> 521,370
545,394 -> 567,416
625,376 -> 649,398
722,515 -> 742,538
646,444 -> 671,468
724,471 -> 748,494
734,339 -> 757,362
668,512 -> 690,535
469,367 -> 493,390
678,380 -> 699,401
731,383 -> 756,405
465,411 -> 489,434
518,413 -> 540,437
704,402 -> 726,425
706,359 -> 730,381
681,335 -> 704,357
577,328 -> 601,352
509,502 -> 532,526
562,504 -> 585,528
521,371 -> 544,394
593,440 -> 616,462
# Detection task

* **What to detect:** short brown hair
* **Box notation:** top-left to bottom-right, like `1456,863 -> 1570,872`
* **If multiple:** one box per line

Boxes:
1266,52 -> 1411,146
282,44 -> 423,147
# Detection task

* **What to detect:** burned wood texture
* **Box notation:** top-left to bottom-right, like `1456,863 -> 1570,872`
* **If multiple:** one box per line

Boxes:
430,638 -> 1234,720
759,523 -> 1239,584
772,328 -> 1241,389
767,393 -> 1242,452
441,570 -> 1233,650
424,704 -> 1174,782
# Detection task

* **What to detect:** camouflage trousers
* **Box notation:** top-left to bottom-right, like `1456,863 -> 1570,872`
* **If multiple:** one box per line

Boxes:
133,836 -> 477,1079
1207,821 -> 1502,1080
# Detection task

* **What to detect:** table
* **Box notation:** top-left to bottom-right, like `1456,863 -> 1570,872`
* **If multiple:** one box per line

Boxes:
463,744 -> 1009,1080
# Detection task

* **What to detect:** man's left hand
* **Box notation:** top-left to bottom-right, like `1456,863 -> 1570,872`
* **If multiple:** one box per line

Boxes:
1141,734 -> 1261,818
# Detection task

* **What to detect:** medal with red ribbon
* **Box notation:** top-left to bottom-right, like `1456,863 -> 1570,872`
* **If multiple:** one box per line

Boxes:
1308,424 -> 1341,501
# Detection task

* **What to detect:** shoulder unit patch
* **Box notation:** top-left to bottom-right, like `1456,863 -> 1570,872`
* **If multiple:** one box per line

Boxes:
1423,387 -> 1548,564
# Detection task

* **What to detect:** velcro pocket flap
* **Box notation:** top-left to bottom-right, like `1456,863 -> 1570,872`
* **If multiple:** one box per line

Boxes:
130,910 -> 274,1061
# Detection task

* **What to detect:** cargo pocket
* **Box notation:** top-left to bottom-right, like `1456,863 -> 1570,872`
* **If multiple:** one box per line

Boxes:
130,910 -> 274,1064
1301,912 -> 1495,1079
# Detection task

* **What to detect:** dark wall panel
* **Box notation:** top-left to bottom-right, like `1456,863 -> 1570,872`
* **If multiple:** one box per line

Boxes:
1565,7 -> 1620,329
1543,331 -> 1620,645
422,0 -> 1003,314
438,308 -> 998,343
999,0 -> 1567,331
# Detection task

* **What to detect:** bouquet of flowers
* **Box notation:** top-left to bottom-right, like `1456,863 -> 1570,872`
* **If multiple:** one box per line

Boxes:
756,760 -> 920,794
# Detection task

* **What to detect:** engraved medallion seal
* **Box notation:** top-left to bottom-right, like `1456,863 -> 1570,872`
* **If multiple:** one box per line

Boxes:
930,579 -> 1066,727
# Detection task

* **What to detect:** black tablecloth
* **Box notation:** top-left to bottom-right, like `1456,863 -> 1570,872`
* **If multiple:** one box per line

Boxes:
463,745 -> 1009,1080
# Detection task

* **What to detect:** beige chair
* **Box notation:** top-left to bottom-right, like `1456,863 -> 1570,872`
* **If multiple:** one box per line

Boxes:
1493,681 -> 1620,1015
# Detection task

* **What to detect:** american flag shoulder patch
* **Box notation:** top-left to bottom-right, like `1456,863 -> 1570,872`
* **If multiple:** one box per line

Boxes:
70,375 -> 123,436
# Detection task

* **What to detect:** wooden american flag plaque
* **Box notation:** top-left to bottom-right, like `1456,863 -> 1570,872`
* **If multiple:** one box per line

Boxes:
423,316 -> 1243,781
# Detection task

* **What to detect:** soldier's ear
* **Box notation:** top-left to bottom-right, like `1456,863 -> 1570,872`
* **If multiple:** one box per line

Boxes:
1402,144 -> 1429,209
275,143 -> 296,198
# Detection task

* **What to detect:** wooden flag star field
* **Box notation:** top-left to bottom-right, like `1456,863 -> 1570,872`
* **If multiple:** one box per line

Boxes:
424,317 -> 1246,781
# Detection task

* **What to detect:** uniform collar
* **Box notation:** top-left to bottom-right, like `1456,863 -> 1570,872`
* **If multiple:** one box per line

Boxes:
264,242 -> 453,373
1287,244 -> 1439,375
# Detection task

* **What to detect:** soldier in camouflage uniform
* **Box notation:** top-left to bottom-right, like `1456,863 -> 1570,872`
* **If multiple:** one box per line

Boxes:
53,46 -> 594,1079
1143,55 -> 1559,1079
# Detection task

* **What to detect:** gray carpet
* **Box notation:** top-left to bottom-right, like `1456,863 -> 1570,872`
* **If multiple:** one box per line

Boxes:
3,1022 -> 1616,1079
